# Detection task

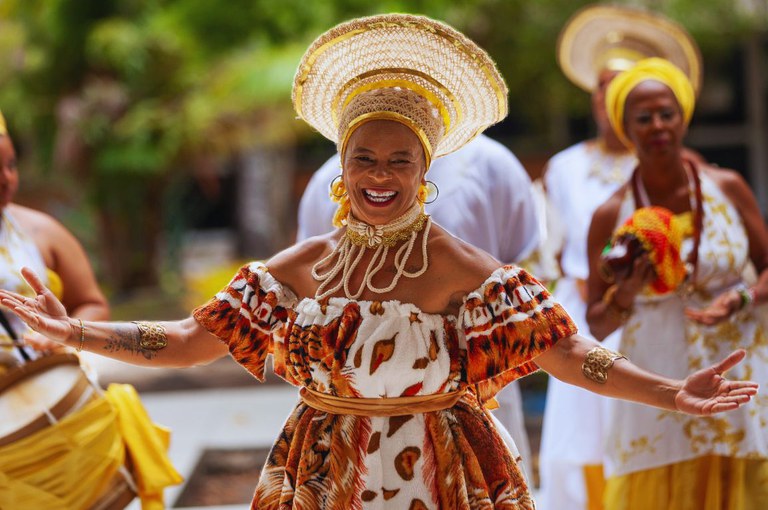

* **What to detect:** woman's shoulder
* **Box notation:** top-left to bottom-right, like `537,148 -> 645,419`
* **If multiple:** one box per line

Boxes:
428,224 -> 499,279
7,204 -> 76,251
700,163 -> 750,194
423,224 -> 504,307
266,231 -> 341,297
8,203 -> 62,231
699,163 -> 762,216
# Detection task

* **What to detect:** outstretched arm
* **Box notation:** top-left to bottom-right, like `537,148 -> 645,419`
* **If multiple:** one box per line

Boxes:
535,333 -> 758,416
0,267 -> 228,367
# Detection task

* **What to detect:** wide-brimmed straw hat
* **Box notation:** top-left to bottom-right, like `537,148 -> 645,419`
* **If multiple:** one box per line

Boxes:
292,13 -> 508,160
557,4 -> 702,94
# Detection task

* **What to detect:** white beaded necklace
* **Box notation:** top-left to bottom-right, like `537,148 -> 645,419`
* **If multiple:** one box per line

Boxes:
312,203 -> 431,300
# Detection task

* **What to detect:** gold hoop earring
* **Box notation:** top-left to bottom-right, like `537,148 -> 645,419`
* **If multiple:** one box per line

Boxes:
330,174 -> 347,198
424,180 -> 439,204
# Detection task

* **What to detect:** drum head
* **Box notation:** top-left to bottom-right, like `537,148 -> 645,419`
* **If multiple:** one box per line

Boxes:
0,353 -> 93,445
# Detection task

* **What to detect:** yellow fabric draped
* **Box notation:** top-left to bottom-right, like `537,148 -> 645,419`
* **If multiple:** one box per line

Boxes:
584,464 -> 606,510
605,57 -> 696,149
604,455 -> 768,510
46,268 -> 64,301
0,383 -> 182,510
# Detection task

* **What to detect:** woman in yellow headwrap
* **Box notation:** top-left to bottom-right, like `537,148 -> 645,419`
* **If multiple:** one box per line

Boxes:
586,58 -> 768,509
0,18 -> 761,510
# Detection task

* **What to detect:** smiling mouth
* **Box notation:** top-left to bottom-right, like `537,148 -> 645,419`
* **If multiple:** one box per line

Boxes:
363,189 -> 398,204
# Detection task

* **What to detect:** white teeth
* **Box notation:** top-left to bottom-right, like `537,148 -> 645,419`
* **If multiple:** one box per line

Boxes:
364,190 -> 396,202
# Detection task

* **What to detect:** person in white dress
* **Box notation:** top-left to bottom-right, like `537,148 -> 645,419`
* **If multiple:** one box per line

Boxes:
586,56 -> 768,510
536,5 -> 702,509
297,132 -> 539,477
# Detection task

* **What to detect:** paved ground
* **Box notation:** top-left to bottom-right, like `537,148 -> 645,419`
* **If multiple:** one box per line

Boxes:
83,353 -> 542,509
82,354 -> 289,510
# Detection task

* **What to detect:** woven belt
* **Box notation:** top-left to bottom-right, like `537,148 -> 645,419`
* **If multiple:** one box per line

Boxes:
300,386 -> 468,417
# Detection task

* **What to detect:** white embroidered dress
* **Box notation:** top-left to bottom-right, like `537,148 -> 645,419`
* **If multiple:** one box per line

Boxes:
604,172 -> 768,478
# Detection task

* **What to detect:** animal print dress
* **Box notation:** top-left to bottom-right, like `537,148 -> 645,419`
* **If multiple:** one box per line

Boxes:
194,263 -> 576,509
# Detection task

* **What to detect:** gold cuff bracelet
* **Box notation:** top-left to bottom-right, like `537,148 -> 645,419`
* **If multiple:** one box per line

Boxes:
133,321 -> 168,350
582,346 -> 627,384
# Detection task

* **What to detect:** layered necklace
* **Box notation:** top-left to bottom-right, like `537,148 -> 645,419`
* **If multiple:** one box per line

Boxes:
312,203 -> 431,300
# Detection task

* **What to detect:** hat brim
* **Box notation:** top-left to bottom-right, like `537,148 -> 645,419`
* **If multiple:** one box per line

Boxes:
557,5 -> 702,94
292,14 -> 508,158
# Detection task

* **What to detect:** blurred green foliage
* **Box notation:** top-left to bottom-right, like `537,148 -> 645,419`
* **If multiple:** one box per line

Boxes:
0,0 -> 763,291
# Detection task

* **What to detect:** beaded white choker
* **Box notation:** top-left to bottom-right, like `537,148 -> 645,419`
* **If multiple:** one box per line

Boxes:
312,204 -> 431,300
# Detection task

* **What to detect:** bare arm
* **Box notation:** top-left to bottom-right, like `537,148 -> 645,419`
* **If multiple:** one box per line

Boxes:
46,220 -> 110,320
71,317 -> 228,367
535,333 -> 757,415
1,267 -> 228,367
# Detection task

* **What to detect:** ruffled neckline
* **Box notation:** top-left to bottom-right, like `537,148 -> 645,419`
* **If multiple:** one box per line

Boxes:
272,264 -> 515,321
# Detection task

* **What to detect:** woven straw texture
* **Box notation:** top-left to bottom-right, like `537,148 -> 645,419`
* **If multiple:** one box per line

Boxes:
293,13 -> 508,158
557,5 -> 701,94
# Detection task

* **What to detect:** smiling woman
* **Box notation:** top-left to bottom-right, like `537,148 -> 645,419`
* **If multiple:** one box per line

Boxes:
342,120 -> 426,225
0,16 -> 762,510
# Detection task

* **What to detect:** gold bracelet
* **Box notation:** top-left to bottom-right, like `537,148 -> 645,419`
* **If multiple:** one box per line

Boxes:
77,318 -> 85,352
133,321 -> 168,350
582,346 -> 627,384
602,284 -> 632,322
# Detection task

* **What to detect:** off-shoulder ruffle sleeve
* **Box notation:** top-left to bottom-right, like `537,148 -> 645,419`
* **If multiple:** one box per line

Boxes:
461,265 -> 576,400
192,262 -> 296,381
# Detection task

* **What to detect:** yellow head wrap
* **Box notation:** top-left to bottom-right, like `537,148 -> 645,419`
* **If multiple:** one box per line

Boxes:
605,57 -> 695,149
0,110 -> 7,136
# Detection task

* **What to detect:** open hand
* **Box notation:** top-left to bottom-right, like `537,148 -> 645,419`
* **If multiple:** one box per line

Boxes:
0,267 -> 74,345
674,349 -> 758,415
685,289 -> 742,325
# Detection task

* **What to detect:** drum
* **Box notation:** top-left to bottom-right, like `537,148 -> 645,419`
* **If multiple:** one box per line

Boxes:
0,352 -> 137,510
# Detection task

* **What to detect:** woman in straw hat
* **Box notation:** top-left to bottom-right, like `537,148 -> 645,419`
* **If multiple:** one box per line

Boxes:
0,15 -> 759,510
586,57 -> 768,509
537,6 -> 703,509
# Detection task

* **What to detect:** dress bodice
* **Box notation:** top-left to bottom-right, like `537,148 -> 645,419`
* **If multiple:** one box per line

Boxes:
195,262 -> 576,404
606,170 -> 768,478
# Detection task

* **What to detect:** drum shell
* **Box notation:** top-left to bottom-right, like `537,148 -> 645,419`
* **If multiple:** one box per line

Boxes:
0,353 -> 137,510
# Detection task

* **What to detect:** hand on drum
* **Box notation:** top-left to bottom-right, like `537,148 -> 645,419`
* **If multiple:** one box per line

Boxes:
675,349 -> 759,415
0,267 -> 73,346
